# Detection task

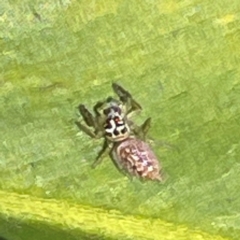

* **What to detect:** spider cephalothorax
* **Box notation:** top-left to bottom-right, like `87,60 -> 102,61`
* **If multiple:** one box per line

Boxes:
75,83 -> 164,181
75,84 -> 141,142
101,98 -> 130,142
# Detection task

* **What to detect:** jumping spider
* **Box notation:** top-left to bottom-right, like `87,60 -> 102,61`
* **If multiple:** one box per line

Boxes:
75,83 -> 163,181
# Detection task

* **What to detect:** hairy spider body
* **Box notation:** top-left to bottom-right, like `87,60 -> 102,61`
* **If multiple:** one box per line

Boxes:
75,83 -> 163,181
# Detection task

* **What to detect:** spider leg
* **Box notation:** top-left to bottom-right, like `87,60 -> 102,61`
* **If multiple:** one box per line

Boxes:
112,82 -> 132,99
136,117 -> 178,153
75,121 -> 96,138
78,104 -> 95,127
131,117 -> 151,140
93,100 -> 107,116
128,98 -> 142,113
112,83 -> 142,115
92,139 -> 111,168
139,117 -> 151,137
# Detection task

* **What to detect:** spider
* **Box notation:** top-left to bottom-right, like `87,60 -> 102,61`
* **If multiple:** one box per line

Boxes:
75,83 -> 163,181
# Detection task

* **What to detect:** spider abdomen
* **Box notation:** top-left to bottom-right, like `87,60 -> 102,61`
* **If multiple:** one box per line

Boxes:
111,137 -> 163,181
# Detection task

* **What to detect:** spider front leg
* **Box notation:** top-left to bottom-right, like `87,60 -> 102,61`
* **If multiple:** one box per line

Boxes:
93,100 -> 106,116
75,120 -> 96,138
112,83 -> 142,115
75,104 -> 103,139
78,104 -> 95,127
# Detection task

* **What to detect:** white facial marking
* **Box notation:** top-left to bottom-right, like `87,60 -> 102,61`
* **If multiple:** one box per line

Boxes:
105,119 -> 116,134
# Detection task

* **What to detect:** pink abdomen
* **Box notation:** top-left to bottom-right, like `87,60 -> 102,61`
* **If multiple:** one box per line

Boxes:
110,137 -> 163,181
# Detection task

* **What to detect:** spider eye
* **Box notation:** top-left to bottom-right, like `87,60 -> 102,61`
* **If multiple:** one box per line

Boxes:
113,106 -> 121,114
121,128 -> 127,134
114,117 -> 120,122
113,129 -> 119,136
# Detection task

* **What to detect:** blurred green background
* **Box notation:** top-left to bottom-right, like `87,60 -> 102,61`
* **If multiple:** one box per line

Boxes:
1,0 -> 240,239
